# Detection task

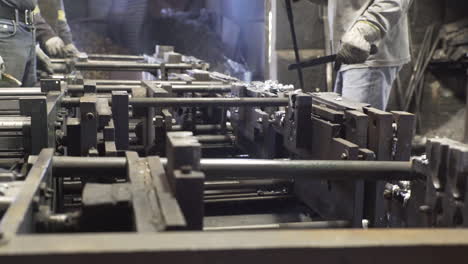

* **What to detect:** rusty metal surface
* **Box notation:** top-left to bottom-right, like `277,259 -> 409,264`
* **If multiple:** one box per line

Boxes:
1,230 -> 468,263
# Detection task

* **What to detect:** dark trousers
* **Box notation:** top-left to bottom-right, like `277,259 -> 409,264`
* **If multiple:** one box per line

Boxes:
0,18 -> 36,87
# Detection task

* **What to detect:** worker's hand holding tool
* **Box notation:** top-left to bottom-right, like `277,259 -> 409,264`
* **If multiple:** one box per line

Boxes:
0,55 -> 22,87
337,21 -> 381,64
64,43 -> 80,57
36,44 -> 55,75
45,36 -> 66,57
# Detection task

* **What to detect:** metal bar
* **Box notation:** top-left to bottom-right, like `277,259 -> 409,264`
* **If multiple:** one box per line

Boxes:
204,179 -> 292,190
52,156 -> 127,175
203,221 -> 350,231
67,85 -> 232,93
74,61 -> 202,72
2,230 -> 468,263
49,157 -> 417,181
0,88 -> 42,96
195,135 -> 233,144
172,124 -> 233,133
199,159 -> 417,181
88,80 -> 224,85
0,149 -> 53,237
86,54 -> 145,61
204,195 -> 294,203
129,98 -> 289,108
204,192 -> 288,200
284,0 -> 304,90
61,97 -> 289,108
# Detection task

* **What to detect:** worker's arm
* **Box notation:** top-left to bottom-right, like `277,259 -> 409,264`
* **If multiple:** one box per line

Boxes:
337,0 -> 412,64
358,0 -> 413,41
34,6 -> 57,46
34,5 -> 66,57
55,0 -> 80,56
55,0 -> 73,45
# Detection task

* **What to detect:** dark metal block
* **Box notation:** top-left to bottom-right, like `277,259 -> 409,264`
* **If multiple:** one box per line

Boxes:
147,156 -> 186,230
391,111 -> 416,161
345,110 -> 368,148
81,183 -> 133,232
112,91 -> 129,150
83,80 -> 97,94
65,118 -> 81,156
80,96 -> 98,156
97,98 -> 112,129
19,97 -> 48,155
126,152 -> 162,232
40,79 -> 61,93
173,169 -> 204,230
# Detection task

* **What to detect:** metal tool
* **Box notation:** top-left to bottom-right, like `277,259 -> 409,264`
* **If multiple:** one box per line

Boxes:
1,73 -> 22,87
285,0 -> 304,90
288,45 -> 379,71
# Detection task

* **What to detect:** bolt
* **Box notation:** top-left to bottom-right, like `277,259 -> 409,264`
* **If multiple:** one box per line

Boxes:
86,112 -> 95,120
180,165 -> 192,174
340,153 -> 348,160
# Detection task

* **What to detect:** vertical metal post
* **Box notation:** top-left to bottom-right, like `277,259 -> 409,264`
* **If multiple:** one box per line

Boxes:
112,91 -> 129,150
80,96 -> 98,156
166,132 -> 204,230
284,0 -> 304,90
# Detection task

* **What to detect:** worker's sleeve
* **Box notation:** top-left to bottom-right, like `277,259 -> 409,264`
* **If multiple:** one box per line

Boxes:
55,0 -> 73,45
358,0 -> 413,39
34,6 -> 58,45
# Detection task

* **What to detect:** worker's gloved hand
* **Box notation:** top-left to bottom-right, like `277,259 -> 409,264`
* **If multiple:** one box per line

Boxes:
45,36 -> 65,57
36,44 -> 54,75
63,43 -> 80,57
337,21 -> 381,65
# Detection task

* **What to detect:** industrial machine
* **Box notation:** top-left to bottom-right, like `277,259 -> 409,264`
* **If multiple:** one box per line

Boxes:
0,46 -> 468,263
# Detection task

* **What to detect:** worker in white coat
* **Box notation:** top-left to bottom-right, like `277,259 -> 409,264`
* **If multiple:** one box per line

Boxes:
307,0 -> 412,110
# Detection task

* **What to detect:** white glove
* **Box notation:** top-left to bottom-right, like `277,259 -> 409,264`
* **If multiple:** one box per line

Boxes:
337,21 -> 381,65
36,44 -> 54,74
45,36 -> 65,57
64,43 -> 80,57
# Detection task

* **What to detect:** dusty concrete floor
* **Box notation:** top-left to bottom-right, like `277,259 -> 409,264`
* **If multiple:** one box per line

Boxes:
424,108 -> 465,141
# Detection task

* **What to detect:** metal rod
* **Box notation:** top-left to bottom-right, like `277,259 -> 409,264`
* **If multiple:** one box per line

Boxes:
205,179 -> 292,190
61,97 -> 289,108
195,135 -> 234,144
87,80 -> 224,85
204,192 -> 288,200
130,98 -> 289,108
52,156 -> 127,176
49,157 -> 418,181
203,221 -> 350,231
198,159 -> 417,181
86,54 -> 145,61
66,84 -> 232,93
284,0 -> 304,90
204,189 -> 259,196
74,61 -> 202,72
172,124 -> 233,133
204,195 -> 294,203
0,88 -> 42,96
